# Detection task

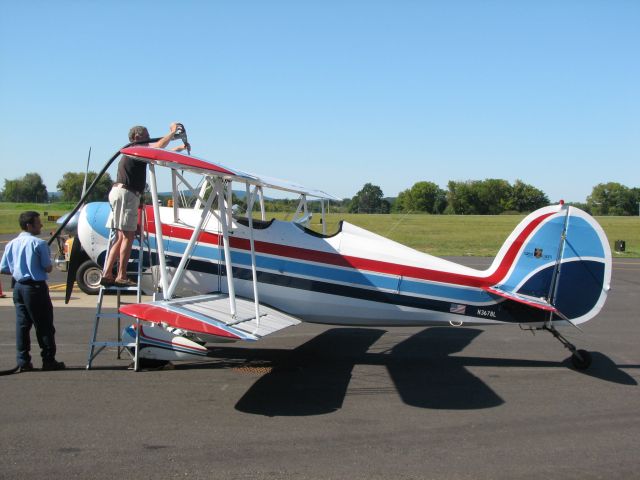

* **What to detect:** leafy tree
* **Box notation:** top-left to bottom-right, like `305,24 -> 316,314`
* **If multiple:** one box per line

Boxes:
2,179 -> 22,202
57,171 -> 113,202
394,189 -> 409,212
2,173 -> 48,202
446,180 -> 483,214
396,181 -> 447,213
349,183 -> 390,213
565,201 -> 590,214
587,182 -> 636,215
632,188 -> 640,216
507,180 -> 549,212
446,179 -> 550,214
475,179 -> 512,214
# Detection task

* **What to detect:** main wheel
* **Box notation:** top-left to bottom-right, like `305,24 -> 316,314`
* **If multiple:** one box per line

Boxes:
571,349 -> 592,370
76,260 -> 103,295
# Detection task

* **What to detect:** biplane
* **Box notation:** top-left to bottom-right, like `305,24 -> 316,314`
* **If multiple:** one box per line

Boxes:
61,144 -> 611,370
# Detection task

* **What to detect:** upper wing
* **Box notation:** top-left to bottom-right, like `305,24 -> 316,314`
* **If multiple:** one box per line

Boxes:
119,293 -> 302,341
120,146 -> 337,200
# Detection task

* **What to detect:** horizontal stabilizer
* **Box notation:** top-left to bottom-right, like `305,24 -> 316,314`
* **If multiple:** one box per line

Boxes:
120,294 -> 301,341
483,286 -> 558,313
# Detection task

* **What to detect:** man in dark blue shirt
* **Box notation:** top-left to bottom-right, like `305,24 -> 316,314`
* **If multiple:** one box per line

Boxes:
101,123 -> 184,287
1,211 -> 65,372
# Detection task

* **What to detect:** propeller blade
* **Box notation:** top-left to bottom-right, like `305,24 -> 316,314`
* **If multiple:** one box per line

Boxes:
65,237 -> 84,304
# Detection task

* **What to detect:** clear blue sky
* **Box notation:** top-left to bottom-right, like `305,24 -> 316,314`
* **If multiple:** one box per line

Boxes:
1,1 -> 638,203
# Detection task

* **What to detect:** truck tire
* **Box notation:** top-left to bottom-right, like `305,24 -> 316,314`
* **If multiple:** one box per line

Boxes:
76,260 -> 102,295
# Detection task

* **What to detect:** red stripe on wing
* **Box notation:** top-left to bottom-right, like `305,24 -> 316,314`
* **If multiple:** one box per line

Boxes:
120,303 -> 240,339
121,147 -> 235,175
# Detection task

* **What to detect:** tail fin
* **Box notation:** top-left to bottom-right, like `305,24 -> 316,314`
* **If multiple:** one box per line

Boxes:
486,203 -> 611,325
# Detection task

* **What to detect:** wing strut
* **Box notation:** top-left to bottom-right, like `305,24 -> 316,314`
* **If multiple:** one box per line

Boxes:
215,179 -> 237,318
193,178 -> 209,210
148,164 -> 170,296
165,176 -> 216,299
171,170 -> 179,222
292,194 -> 308,223
257,186 -> 266,220
245,183 -> 262,327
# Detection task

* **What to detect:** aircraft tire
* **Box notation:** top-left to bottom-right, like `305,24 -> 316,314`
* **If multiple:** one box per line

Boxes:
76,260 -> 102,295
571,349 -> 592,370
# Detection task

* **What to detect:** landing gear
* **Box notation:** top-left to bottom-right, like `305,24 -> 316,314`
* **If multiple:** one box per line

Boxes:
570,349 -> 592,370
76,259 -> 103,295
543,324 -> 592,370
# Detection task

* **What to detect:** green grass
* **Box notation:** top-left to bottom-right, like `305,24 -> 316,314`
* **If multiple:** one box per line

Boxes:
2,202 -> 638,258
303,212 -> 640,258
0,202 -> 76,235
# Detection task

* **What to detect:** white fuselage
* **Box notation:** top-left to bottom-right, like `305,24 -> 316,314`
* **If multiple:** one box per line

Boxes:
79,202 -> 508,327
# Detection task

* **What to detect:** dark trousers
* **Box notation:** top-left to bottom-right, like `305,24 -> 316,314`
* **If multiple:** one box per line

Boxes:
13,282 -> 56,366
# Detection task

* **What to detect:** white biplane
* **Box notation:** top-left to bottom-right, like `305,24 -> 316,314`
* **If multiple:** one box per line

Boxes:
61,144 -> 611,370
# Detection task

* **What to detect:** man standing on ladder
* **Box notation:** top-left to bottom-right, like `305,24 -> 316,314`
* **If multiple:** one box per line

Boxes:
101,123 -> 187,287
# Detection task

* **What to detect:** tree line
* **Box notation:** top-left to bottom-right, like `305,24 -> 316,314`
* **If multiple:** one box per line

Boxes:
1,171 -> 638,216
325,180 -> 639,216
0,172 -> 113,203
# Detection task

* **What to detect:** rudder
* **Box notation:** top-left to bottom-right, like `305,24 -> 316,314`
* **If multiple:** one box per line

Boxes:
488,204 -> 611,325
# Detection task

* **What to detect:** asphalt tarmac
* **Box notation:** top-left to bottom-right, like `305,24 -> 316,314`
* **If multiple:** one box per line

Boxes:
0,243 -> 638,479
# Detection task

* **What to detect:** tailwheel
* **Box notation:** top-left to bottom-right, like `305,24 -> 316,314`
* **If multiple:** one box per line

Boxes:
542,324 -> 593,370
571,349 -> 592,370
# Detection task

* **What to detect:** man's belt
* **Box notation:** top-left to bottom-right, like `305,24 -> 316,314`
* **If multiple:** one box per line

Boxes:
17,279 -> 46,286
113,183 -> 141,195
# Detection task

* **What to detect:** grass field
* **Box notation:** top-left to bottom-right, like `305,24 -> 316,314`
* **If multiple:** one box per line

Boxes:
0,202 -> 76,236
1,202 -> 638,258
303,212 -> 640,258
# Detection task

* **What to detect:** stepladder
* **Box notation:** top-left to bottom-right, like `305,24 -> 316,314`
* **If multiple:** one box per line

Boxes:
86,204 -> 155,371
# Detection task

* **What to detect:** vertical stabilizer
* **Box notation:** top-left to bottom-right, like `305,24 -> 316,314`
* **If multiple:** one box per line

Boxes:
488,204 -> 611,325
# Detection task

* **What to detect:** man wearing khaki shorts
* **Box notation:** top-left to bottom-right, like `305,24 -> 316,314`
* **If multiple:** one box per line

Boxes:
101,123 -> 185,287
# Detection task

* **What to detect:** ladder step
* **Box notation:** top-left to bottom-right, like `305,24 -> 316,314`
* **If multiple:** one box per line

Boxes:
100,285 -> 140,291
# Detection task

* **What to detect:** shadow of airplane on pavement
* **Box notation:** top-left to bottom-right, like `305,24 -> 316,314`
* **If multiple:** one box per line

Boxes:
177,327 -> 636,416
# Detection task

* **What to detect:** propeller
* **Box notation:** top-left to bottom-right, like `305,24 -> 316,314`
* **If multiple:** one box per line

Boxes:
64,235 -> 84,304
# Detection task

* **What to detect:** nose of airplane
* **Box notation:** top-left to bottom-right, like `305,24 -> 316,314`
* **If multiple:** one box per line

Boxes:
77,202 -> 111,261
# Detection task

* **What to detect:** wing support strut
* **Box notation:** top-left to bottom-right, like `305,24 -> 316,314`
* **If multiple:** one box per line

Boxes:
292,194 -> 308,224
165,176 -> 216,299
193,176 -> 210,211
257,186 -> 266,220
148,164 -> 170,296
215,179 -> 237,318
171,170 -> 179,222
245,183 -> 262,328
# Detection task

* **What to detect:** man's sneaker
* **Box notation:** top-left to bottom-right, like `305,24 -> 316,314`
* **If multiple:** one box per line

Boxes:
18,363 -> 34,373
42,360 -> 66,371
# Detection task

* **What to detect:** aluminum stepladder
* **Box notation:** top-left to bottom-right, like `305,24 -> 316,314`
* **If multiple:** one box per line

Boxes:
86,203 -> 154,371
